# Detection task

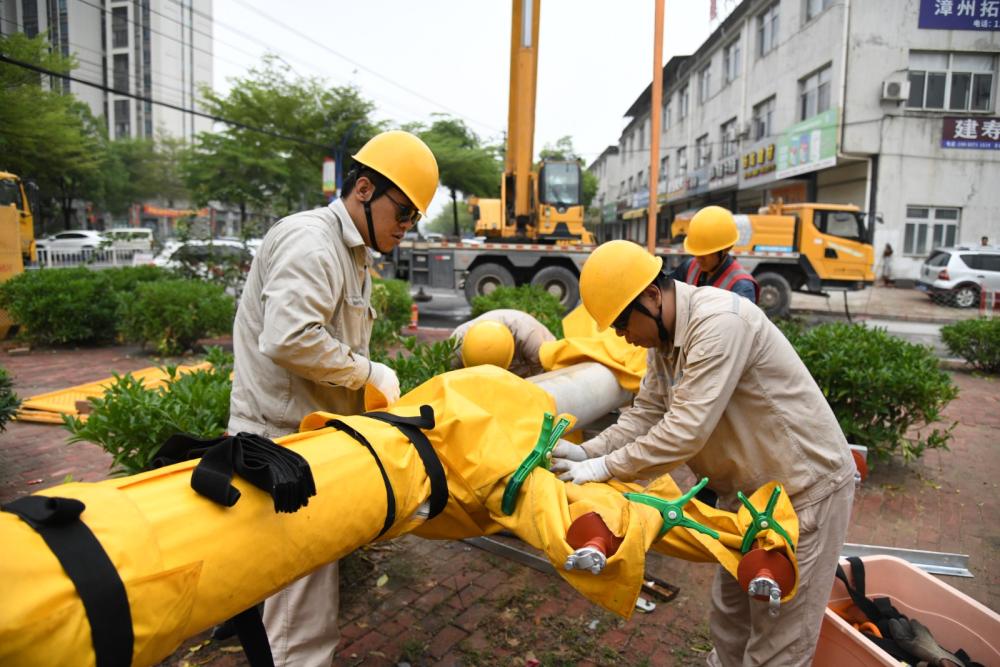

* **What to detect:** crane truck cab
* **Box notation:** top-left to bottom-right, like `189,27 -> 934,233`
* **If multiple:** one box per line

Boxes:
0,172 -> 38,264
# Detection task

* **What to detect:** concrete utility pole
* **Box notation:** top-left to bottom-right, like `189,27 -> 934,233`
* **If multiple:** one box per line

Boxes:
648,0 -> 665,253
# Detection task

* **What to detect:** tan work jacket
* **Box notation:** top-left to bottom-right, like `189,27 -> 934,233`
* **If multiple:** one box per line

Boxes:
582,281 -> 854,510
229,200 -> 374,438
451,309 -> 556,377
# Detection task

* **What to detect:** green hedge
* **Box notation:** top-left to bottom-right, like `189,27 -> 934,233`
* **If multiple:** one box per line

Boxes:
784,322 -> 958,463
64,347 -> 232,475
118,279 -> 235,356
0,266 -> 174,346
941,318 -> 1000,374
0,366 -> 20,432
471,285 -> 565,338
371,278 -> 413,354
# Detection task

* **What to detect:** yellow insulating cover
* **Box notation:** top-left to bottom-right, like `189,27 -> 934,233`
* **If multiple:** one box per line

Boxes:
539,305 -> 647,392
16,363 -> 212,423
1,366 -> 798,666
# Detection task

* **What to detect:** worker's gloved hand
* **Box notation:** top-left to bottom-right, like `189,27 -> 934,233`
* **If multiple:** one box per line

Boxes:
888,618 -> 963,667
368,361 -> 401,405
557,455 -> 611,485
548,439 -> 589,474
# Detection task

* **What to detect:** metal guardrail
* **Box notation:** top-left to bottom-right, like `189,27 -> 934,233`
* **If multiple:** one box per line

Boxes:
34,247 -> 150,269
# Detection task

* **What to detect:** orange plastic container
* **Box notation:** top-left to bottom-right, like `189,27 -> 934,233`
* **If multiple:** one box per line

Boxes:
815,555 -> 1000,666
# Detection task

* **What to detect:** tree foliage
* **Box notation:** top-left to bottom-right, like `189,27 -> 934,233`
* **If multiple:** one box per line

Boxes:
182,56 -> 381,224
411,115 -> 501,237
0,33 -> 105,229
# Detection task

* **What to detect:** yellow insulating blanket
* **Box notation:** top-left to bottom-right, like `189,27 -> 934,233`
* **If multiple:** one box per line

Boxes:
15,363 -> 212,423
539,305 -> 647,392
0,366 -> 797,667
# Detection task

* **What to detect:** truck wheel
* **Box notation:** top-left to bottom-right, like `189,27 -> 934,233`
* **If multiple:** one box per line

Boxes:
531,266 -> 579,309
464,263 -> 515,302
756,272 -> 791,318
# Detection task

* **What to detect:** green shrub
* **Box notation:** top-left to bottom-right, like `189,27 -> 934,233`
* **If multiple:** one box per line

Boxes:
371,278 -> 414,354
0,268 -> 120,345
790,323 -> 958,463
941,318 -> 1000,374
0,366 -> 20,432
103,265 -> 174,293
471,285 -> 565,338
118,279 -> 235,355
64,347 -> 233,475
374,336 -> 458,394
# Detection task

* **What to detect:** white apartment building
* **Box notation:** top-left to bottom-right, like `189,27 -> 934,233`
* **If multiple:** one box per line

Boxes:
589,0 -> 1000,280
1,0 -> 213,142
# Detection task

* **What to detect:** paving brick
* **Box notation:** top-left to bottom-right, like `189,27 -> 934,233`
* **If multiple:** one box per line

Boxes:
426,624 -> 467,659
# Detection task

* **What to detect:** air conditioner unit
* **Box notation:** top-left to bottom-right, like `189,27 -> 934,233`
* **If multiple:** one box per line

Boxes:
738,122 -> 752,139
881,80 -> 910,102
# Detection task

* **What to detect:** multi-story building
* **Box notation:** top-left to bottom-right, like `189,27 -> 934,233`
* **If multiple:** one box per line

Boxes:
589,0 -> 1000,280
1,0 -> 213,142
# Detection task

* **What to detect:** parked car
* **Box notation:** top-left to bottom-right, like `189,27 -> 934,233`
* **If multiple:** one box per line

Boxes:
35,230 -> 106,253
104,227 -> 154,251
916,246 -> 1000,308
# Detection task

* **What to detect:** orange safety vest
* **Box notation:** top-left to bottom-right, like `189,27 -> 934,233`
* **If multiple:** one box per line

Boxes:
685,257 -> 760,303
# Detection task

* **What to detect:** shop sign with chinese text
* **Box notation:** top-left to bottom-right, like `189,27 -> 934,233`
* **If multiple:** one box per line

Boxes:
919,0 -> 1000,31
942,116 -> 1000,149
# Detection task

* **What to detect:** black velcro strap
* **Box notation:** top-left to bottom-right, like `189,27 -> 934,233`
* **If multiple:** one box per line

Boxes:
363,405 -> 448,521
2,496 -> 133,667
231,605 -> 274,667
151,432 -> 317,513
325,418 -> 396,538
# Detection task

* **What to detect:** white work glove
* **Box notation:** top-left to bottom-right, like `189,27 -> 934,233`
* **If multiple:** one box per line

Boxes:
557,456 -> 611,485
548,438 -> 589,474
368,361 -> 401,405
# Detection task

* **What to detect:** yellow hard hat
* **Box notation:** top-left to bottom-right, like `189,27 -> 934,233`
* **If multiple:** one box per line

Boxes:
683,205 -> 739,256
352,130 -> 439,213
580,240 -> 663,331
461,320 -> 515,369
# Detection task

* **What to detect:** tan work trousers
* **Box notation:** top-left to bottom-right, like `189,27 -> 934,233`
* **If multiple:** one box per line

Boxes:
707,478 -> 854,666
263,561 -> 340,667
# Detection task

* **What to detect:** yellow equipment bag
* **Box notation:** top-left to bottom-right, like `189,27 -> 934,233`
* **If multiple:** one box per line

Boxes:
1,366 -> 798,667
539,305 -> 647,392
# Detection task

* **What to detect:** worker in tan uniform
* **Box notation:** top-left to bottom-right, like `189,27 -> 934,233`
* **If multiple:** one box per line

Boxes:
229,130 -> 438,666
550,240 -> 854,666
450,309 -> 555,377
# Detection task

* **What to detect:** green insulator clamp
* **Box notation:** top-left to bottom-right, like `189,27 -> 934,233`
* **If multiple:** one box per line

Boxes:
624,477 -> 720,540
501,412 -> 572,516
737,485 -> 796,554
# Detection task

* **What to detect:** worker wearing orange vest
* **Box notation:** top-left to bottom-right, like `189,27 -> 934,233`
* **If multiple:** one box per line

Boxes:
672,206 -> 759,304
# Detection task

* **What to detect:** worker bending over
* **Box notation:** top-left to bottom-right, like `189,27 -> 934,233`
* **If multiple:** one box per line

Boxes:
673,205 -> 759,303
229,130 -> 438,666
451,309 -> 555,377
550,240 -> 854,666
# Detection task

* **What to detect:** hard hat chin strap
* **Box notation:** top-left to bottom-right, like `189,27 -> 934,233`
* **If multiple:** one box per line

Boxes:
363,199 -> 385,255
632,296 -> 670,344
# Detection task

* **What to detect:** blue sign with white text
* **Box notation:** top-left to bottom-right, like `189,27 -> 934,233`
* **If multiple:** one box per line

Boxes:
919,0 -> 1000,30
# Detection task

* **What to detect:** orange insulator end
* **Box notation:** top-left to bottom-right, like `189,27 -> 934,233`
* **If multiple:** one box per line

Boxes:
566,512 -> 623,558
736,549 -> 795,599
851,449 -> 869,482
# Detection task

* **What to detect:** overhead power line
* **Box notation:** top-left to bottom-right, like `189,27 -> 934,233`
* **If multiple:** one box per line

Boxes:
0,53 -> 330,150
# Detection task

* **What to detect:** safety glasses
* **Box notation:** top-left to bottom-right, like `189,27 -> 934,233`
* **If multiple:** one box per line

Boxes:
383,190 -> 422,225
612,298 -> 658,331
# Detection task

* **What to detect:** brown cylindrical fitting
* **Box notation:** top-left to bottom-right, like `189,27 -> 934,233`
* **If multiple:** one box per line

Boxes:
736,548 -> 795,598
566,512 -> 623,558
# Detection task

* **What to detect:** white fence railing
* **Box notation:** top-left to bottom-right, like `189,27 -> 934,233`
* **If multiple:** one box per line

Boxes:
35,247 -> 153,269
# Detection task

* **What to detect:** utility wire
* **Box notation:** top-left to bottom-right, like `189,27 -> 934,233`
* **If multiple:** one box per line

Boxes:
222,0 -> 503,135
0,53 -> 330,150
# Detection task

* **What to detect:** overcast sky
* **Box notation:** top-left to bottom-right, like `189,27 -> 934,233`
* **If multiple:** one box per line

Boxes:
212,0 -> 732,218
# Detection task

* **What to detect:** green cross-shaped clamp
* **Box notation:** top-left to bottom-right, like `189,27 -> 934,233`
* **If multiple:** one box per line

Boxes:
624,477 -> 721,540
737,486 -> 796,554
501,412 -> 573,516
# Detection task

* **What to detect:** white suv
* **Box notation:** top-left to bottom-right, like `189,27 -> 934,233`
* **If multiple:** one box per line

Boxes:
916,246 -> 1000,308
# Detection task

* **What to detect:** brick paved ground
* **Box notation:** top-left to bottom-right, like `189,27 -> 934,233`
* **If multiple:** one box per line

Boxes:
1,335 -> 997,666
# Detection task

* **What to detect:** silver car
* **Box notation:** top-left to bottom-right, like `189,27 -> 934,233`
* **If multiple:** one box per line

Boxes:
916,246 -> 1000,308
